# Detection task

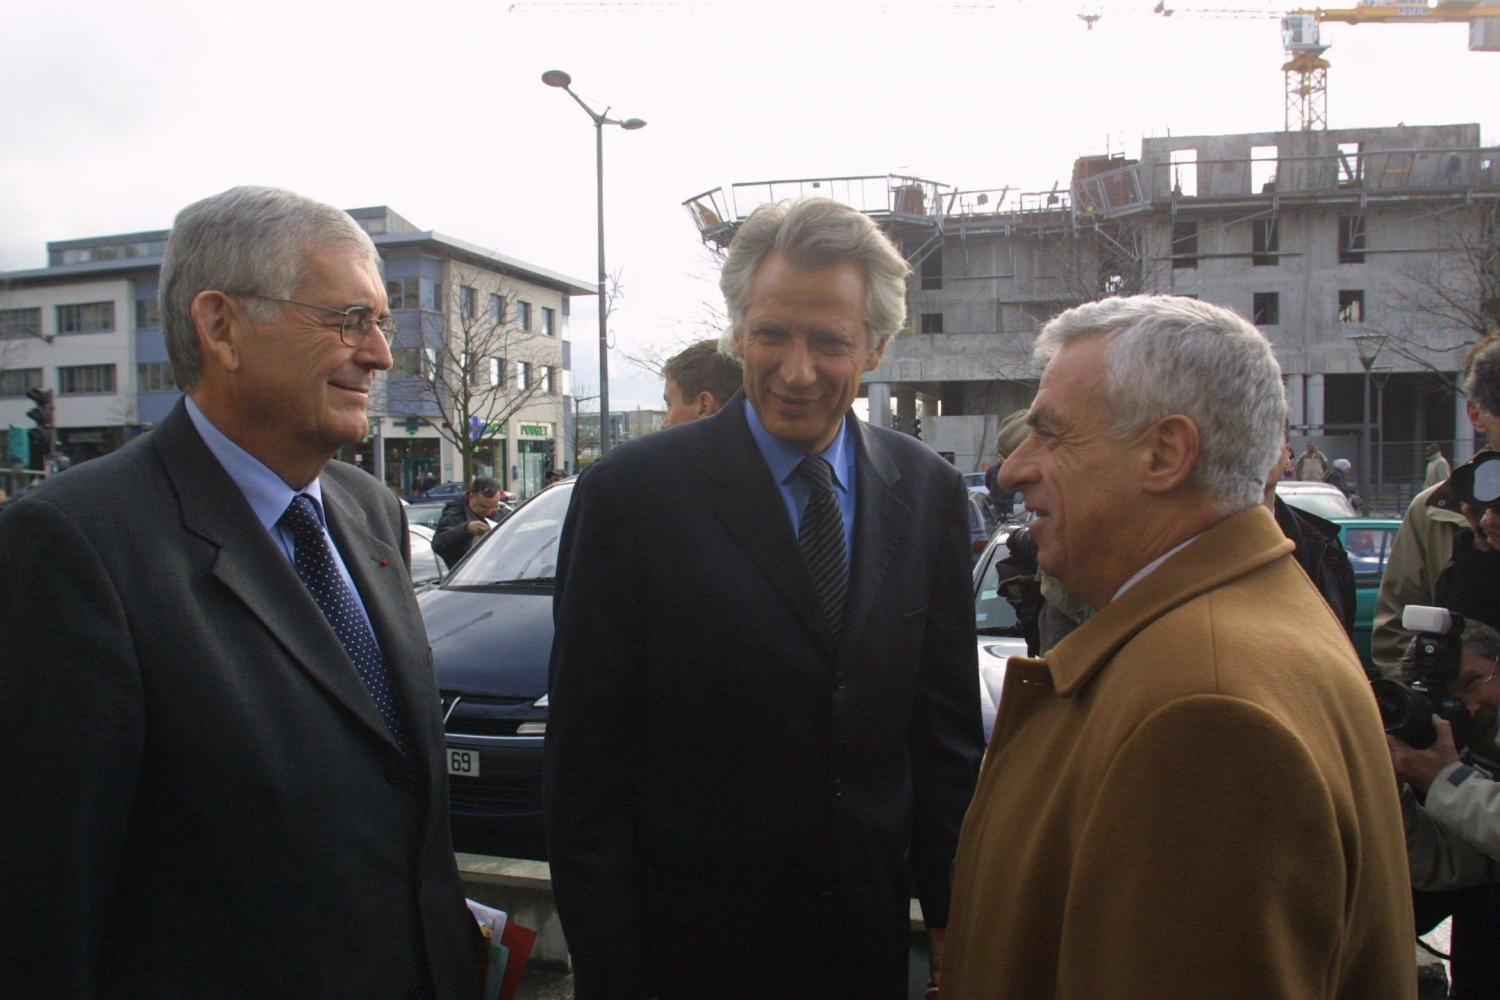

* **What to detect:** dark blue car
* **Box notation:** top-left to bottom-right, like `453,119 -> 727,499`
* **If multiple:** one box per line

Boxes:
418,479 -> 573,858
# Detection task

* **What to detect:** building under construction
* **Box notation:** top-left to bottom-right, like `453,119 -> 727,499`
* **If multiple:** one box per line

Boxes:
684,121 -> 1500,503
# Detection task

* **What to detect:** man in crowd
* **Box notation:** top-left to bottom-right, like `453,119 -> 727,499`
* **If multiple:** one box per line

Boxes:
661,337 -> 743,428
1373,334 -> 1500,678
545,198 -> 983,999
1266,433 -> 1357,643
1297,438 -> 1331,481
941,295 -> 1413,999
1427,442 -> 1453,489
432,474 -> 506,569
1391,617 -> 1500,890
0,186 -> 480,999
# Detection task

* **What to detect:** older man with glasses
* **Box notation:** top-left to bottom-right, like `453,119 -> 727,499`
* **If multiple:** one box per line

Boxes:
0,186 -> 480,1000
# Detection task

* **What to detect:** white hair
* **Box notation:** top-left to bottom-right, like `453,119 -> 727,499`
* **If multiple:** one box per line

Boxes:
715,198 -> 909,359
161,186 -> 378,391
1035,295 -> 1287,514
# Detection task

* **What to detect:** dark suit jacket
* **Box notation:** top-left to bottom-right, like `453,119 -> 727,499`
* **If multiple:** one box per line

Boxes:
543,394 -> 984,1000
0,401 -> 480,1000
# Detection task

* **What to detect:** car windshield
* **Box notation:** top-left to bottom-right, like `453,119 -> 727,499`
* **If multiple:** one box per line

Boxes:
1343,524 -> 1396,587
406,502 -> 447,529
444,483 -> 572,586
974,541 -> 1022,634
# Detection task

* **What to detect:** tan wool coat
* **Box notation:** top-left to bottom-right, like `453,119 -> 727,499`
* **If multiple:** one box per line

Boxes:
942,506 -> 1415,1000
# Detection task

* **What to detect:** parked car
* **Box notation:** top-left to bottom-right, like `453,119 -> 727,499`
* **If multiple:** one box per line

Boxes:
417,479 -> 573,858
407,524 -> 445,591
1276,480 -> 1357,519
971,530 -> 1031,743
965,492 -> 999,563
407,480 -> 466,503
1333,516 -> 1401,673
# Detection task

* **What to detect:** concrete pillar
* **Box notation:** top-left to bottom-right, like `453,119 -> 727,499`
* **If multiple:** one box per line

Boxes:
896,390 -> 917,434
1305,374 -> 1325,433
1456,395 -> 1478,465
866,382 -> 892,428
1285,376 -> 1305,431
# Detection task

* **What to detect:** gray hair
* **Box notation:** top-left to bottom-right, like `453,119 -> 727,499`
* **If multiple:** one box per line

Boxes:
716,198 -> 909,357
1034,295 -> 1287,514
161,186 -> 378,391
1462,333 -> 1500,418
1462,618 -> 1500,662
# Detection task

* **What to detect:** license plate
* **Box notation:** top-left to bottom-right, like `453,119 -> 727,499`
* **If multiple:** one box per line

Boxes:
447,748 -> 480,777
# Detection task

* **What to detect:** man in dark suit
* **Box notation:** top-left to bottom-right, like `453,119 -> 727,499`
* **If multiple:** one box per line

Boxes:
544,198 -> 984,999
0,186 -> 480,1000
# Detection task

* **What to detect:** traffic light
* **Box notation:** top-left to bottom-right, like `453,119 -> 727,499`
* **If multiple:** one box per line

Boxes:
912,416 -> 922,440
25,387 -> 54,459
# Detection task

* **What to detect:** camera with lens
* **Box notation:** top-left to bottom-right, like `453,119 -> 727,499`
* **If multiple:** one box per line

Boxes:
1371,605 -> 1474,751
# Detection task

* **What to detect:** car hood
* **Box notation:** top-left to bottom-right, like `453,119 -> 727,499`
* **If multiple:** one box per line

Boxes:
418,585 -> 554,697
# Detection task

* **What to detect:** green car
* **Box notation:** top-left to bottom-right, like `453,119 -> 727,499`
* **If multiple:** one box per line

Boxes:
1333,517 -> 1402,673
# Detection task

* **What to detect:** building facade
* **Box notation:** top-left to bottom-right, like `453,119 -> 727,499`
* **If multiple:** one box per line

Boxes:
684,122 -> 1499,507
0,206 -> 592,499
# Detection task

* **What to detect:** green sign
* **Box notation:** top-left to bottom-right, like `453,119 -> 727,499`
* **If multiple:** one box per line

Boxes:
519,422 -> 551,438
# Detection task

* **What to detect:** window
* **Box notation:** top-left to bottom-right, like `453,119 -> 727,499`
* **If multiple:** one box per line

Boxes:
489,357 -> 505,388
58,364 -> 116,395
57,302 -> 114,334
1338,290 -> 1366,323
1252,218 -> 1279,266
422,281 -> 440,311
460,285 -> 476,318
1252,292 -> 1280,327
134,298 -> 162,329
541,307 -> 556,337
0,368 -> 42,397
386,277 -> 441,311
391,348 -> 436,379
921,313 -> 944,334
544,366 -> 557,394
1169,149 -> 1198,197
1339,215 -> 1366,264
489,293 -> 505,326
0,308 -> 41,340
136,362 -> 176,392
1336,142 -> 1363,187
515,301 -> 532,331
920,247 -> 943,291
1171,221 -> 1198,270
517,361 -> 532,390
1251,145 -> 1278,193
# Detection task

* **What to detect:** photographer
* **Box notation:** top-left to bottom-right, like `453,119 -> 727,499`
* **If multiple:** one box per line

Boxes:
1390,617 -> 1500,889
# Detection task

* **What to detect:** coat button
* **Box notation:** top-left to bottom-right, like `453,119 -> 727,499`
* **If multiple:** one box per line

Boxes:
832,777 -> 845,798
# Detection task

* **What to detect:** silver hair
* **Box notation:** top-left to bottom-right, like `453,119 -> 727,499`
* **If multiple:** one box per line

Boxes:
715,198 -> 909,358
160,186 -> 378,391
1462,618 -> 1500,662
1034,295 -> 1287,515
1462,334 -> 1500,418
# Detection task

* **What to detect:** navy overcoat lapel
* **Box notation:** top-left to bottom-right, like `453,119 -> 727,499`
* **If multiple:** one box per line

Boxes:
843,418 -> 908,658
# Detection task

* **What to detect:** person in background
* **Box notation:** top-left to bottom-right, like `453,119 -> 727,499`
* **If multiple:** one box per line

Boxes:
1426,443 -> 1453,489
432,475 -> 506,569
660,338 -> 743,429
1297,439 -> 1331,481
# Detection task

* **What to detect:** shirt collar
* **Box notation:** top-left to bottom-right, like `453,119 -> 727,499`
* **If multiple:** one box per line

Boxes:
184,395 -> 325,533
743,399 -> 854,494
1111,532 -> 1202,602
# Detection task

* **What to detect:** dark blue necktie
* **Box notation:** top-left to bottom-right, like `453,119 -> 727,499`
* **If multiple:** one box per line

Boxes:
796,456 -> 848,640
280,494 -> 409,755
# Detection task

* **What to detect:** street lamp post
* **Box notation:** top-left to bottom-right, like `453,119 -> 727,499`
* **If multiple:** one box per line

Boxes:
542,69 -> 645,458
1350,333 -> 1386,505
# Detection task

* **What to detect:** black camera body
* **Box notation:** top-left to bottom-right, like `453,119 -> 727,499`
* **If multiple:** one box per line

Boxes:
1372,605 -> 1473,751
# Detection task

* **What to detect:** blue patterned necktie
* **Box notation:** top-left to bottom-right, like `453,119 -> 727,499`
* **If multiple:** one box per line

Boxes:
796,456 -> 849,640
279,494 -> 410,755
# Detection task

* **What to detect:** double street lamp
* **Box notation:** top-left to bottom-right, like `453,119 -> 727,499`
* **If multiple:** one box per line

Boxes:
542,69 -> 645,459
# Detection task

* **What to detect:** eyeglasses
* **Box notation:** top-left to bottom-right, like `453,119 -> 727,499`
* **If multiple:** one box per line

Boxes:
1460,655 -> 1500,696
227,292 -> 397,348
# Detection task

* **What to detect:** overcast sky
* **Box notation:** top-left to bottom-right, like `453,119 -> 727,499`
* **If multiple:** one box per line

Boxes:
1,0 -> 1494,408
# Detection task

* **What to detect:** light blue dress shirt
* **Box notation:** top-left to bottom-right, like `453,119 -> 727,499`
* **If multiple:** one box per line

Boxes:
743,400 -> 857,565
184,396 -> 378,637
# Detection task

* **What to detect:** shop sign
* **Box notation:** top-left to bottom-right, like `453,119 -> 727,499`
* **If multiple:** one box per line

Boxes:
519,423 -> 551,438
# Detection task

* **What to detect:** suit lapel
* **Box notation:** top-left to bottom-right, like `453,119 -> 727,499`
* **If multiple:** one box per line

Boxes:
704,397 -> 835,648
844,420 -> 908,655
154,403 -> 402,755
